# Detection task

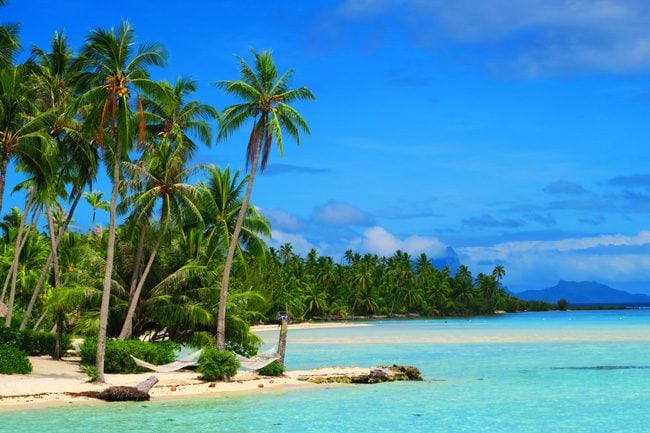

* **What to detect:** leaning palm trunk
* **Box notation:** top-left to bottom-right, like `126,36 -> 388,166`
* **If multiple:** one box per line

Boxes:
5,188 -> 35,327
216,141 -> 261,349
20,191 -> 83,329
46,206 -> 61,287
96,145 -> 121,382
1,217 -> 34,302
118,233 -> 163,339
126,222 -> 148,304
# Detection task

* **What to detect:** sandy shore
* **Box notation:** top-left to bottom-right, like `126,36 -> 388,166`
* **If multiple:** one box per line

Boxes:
0,356 -> 367,412
250,321 -> 372,332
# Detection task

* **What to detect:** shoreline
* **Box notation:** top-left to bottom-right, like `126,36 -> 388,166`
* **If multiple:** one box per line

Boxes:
0,356 -> 368,412
250,321 -> 372,332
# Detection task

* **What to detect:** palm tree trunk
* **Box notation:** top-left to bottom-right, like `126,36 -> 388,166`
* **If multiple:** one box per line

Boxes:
0,223 -> 33,303
53,310 -> 64,359
96,146 -> 121,382
1,265 -> 12,303
127,222 -> 148,304
216,141 -> 261,350
20,190 -> 83,329
46,206 -> 61,288
5,188 -> 35,327
118,232 -> 162,340
0,155 -> 9,218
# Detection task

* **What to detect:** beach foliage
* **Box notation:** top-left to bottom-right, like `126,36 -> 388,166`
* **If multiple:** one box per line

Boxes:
0,326 -> 23,347
197,347 -> 240,381
79,338 -> 179,373
0,327 -> 69,357
257,360 -> 284,377
0,345 -> 32,374
83,364 -> 98,381
22,330 -> 71,357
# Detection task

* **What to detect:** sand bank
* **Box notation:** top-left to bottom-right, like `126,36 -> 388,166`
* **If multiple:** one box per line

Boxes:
0,356 -> 367,412
250,321 -> 372,332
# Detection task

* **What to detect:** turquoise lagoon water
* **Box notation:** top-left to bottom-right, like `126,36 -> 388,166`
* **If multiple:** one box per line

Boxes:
6,310 -> 650,432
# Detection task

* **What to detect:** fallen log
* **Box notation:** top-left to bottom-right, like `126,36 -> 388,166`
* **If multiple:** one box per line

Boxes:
71,375 -> 159,402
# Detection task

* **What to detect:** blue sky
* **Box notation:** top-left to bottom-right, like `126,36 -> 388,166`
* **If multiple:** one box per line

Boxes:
4,0 -> 650,293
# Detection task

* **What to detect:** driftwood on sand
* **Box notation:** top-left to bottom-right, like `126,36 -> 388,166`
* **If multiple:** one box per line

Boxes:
70,375 -> 159,402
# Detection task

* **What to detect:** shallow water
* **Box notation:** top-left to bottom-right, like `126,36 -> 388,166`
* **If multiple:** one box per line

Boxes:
6,310 -> 650,432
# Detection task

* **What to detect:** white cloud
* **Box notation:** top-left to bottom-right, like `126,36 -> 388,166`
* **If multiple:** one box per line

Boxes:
360,226 -> 448,257
261,208 -> 306,232
460,231 -> 650,261
334,0 -> 650,75
268,230 -> 319,256
313,201 -> 373,226
458,231 -> 650,291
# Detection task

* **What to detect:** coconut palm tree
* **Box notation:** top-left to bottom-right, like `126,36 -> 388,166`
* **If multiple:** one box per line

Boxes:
0,62 -> 55,218
215,50 -> 314,348
83,190 -> 109,230
0,0 -> 19,70
120,76 -> 216,321
142,77 -> 217,156
20,32 -> 101,330
74,21 -> 166,381
198,166 -> 271,262
117,140 -> 203,339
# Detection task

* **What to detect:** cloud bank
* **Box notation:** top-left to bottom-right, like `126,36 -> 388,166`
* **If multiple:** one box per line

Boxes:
332,0 -> 650,76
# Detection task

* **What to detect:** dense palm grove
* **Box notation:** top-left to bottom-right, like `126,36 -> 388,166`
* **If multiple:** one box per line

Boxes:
0,11 -> 547,379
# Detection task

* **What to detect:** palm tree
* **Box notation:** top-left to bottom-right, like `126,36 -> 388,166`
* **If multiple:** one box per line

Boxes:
0,62 -> 55,217
214,49 -> 314,349
117,140 -> 203,339
0,0 -> 19,70
20,32 -> 101,330
117,75 -> 215,339
83,190 -> 109,230
199,166 -> 271,262
74,21 -> 166,381
142,77 -> 217,156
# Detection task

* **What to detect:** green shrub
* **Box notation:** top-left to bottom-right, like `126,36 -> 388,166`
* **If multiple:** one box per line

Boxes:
0,346 -> 33,374
0,327 -> 71,357
0,327 -> 23,348
257,360 -> 284,377
22,330 -> 71,357
197,347 -> 239,381
83,364 -> 98,381
79,338 -> 180,374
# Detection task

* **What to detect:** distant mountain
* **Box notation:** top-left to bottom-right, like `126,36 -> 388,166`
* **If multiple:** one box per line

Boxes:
431,247 -> 461,273
515,280 -> 650,305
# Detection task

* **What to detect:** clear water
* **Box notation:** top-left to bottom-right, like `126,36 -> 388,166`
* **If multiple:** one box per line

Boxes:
6,310 -> 650,432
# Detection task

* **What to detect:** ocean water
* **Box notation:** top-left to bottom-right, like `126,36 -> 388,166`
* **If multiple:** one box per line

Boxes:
6,310 -> 650,432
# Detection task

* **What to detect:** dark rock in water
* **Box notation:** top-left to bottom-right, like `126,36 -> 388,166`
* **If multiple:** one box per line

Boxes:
553,365 -> 650,371
300,365 -> 422,384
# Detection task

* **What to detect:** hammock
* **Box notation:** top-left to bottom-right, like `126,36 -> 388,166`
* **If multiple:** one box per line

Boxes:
130,349 -> 203,373
236,346 -> 280,371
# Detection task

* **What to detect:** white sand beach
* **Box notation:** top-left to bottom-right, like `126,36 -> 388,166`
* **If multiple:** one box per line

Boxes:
250,321 -> 372,332
0,356 -> 369,412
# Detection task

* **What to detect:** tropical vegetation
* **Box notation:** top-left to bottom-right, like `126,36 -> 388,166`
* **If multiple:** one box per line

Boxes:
0,10 -> 550,380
